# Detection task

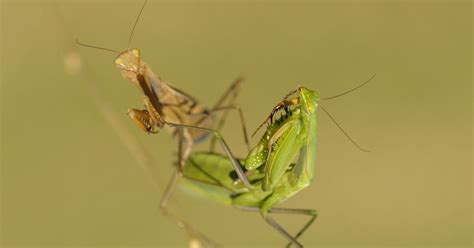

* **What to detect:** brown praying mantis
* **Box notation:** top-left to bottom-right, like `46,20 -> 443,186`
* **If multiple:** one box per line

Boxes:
75,0 -> 251,245
76,0 -> 250,174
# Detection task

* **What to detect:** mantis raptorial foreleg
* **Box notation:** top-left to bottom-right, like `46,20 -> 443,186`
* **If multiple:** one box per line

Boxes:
236,206 -> 318,248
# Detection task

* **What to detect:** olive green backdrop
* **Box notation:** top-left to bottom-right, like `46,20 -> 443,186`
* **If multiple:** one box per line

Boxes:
1,0 -> 472,247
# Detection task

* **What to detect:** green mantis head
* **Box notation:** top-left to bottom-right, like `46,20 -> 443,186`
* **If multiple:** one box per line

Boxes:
297,86 -> 319,115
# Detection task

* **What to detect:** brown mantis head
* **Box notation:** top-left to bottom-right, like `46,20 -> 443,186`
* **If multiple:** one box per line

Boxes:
77,0 -> 149,83
114,48 -> 144,82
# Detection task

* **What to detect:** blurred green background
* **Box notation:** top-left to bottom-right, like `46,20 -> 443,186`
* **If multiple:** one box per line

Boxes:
1,0 -> 472,247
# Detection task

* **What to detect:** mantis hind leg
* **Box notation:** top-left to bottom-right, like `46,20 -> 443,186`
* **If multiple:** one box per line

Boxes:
160,169 -> 221,248
206,104 -> 250,152
207,77 -> 250,152
264,215 -> 303,248
236,206 -> 318,248
211,76 -> 243,110
176,127 -> 194,173
269,208 -> 318,248
160,123 -> 254,247
160,129 -> 221,248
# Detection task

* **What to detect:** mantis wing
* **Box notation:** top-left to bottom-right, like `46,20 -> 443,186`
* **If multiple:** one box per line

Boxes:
290,110 -> 317,185
263,119 -> 305,191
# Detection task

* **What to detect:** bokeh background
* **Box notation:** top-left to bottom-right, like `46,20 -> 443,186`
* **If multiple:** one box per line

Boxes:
1,0 -> 472,247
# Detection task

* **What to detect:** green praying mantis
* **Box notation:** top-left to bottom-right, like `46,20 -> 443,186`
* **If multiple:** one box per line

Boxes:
179,86 -> 320,248
162,76 -> 374,247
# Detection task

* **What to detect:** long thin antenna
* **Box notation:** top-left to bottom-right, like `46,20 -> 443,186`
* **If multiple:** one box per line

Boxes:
320,105 -> 370,152
75,39 -> 120,54
128,0 -> 148,48
321,74 -> 376,100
